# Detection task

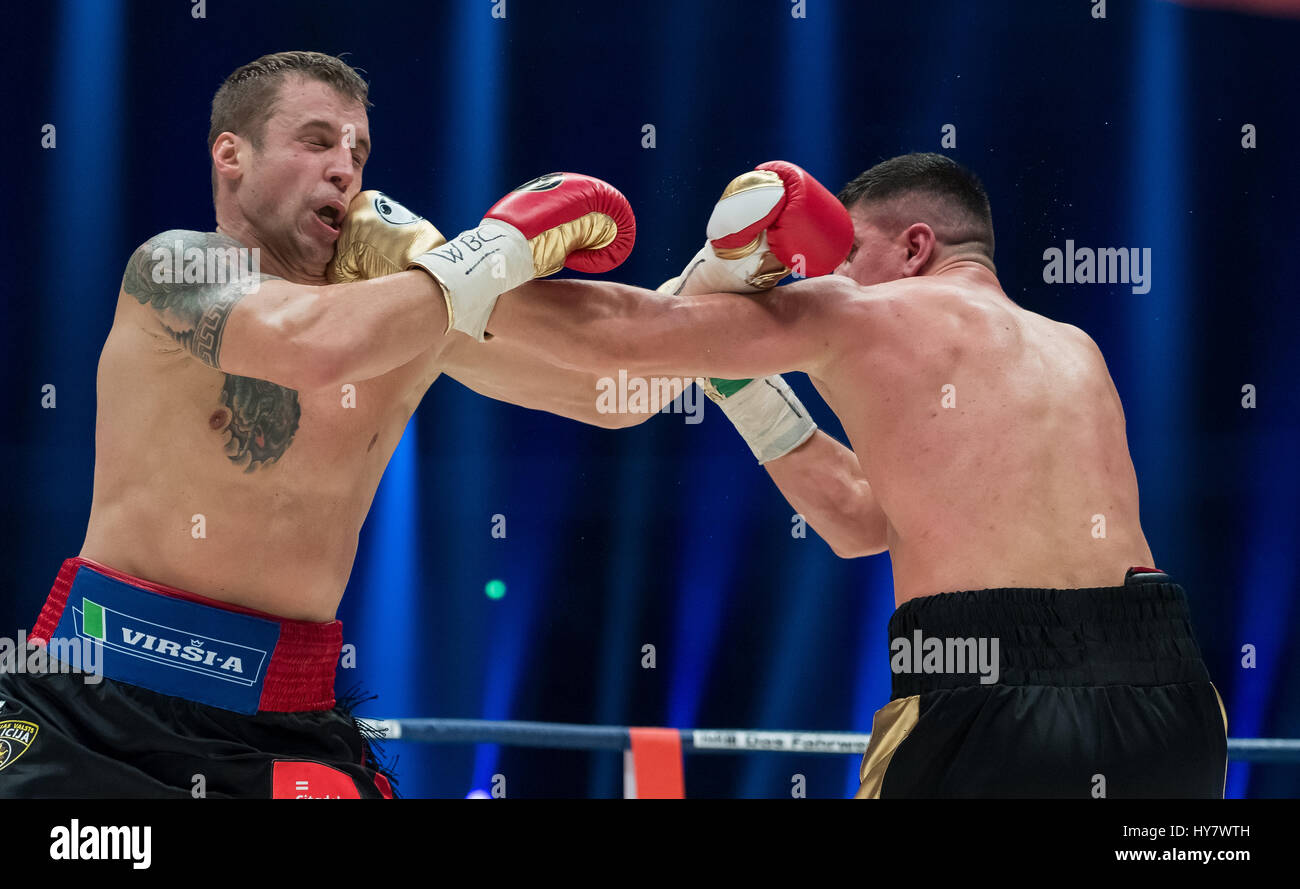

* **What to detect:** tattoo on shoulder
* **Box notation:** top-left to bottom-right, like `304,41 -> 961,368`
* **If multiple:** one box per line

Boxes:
121,230 -> 279,370
124,230 -> 299,473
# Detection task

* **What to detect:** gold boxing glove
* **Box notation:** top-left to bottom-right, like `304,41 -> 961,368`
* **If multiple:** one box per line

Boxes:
326,191 -> 447,283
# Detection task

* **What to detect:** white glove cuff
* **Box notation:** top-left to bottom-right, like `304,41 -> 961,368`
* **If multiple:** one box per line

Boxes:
410,219 -> 534,341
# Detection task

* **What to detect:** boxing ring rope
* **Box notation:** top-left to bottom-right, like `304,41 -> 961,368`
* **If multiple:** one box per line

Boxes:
363,717 -> 1300,761
361,717 -> 1300,797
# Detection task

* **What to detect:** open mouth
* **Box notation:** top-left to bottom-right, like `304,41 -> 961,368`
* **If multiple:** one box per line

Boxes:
314,204 -> 342,232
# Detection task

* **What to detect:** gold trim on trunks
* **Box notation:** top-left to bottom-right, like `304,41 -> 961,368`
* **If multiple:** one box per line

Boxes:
854,695 -> 920,799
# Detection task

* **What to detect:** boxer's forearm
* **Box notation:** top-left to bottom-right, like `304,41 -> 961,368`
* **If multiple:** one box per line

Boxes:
491,278 -> 671,371
492,278 -> 836,381
440,335 -> 649,429
762,430 -> 889,559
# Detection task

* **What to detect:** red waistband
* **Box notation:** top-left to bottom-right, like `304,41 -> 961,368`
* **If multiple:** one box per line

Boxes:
31,557 -> 342,712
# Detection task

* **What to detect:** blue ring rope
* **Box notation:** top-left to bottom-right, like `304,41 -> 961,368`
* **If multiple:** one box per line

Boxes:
362,718 -> 1300,763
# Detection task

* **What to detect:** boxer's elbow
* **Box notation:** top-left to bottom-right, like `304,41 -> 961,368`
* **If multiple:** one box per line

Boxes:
599,407 -> 656,429
588,412 -> 643,430
825,522 -> 887,559
830,490 -> 890,559
571,387 -> 656,428
799,503 -> 886,560
822,534 -> 856,559
829,537 -> 888,560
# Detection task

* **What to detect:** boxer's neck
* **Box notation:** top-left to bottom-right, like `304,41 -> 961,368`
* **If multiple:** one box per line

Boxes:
210,211 -> 327,280
926,251 -> 998,279
214,218 -> 329,286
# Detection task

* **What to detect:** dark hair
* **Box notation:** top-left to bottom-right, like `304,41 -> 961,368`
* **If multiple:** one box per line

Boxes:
208,51 -> 370,196
838,153 -> 994,256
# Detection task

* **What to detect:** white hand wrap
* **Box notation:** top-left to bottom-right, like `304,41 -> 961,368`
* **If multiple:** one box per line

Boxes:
704,375 -> 817,464
659,233 -> 785,296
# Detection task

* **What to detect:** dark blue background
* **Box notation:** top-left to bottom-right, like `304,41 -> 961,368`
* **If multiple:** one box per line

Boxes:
6,0 -> 1298,797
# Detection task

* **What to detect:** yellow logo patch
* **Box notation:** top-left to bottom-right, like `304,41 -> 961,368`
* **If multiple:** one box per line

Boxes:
0,719 -> 39,772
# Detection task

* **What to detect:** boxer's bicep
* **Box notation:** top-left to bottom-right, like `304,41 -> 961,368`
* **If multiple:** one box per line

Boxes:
120,231 -> 324,389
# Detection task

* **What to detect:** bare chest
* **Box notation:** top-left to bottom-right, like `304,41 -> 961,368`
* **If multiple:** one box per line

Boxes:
202,372 -> 419,474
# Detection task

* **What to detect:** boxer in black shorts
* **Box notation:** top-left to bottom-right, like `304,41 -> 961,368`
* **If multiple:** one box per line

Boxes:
490,153 -> 1231,797
856,568 -> 1227,798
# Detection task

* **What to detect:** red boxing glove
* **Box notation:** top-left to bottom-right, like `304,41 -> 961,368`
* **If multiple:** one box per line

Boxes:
410,171 -> 636,341
756,161 -> 853,278
707,160 -> 853,281
485,172 -> 636,275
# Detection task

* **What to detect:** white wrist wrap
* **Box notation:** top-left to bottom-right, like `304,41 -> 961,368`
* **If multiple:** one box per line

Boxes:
710,375 -> 817,464
410,219 -> 534,341
659,236 -> 777,296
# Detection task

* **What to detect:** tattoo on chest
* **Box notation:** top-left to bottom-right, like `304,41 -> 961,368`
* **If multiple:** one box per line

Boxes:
216,375 -> 301,472
120,231 -> 299,472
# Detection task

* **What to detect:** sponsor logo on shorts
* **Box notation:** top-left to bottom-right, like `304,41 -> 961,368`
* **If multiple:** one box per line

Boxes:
72,597 -> 268,686
0,718 -> 39,772
890,630 -> 1001,685
272,761 -> 362,799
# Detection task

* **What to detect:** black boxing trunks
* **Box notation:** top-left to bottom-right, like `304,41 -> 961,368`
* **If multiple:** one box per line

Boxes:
0,557 -> 394,798
856,568 -> 1227,799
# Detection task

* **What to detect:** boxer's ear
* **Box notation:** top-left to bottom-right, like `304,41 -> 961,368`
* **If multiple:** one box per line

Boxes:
901,222 -> 936,276
211,132 -> 245,185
